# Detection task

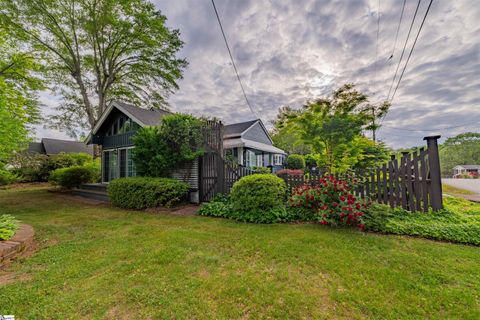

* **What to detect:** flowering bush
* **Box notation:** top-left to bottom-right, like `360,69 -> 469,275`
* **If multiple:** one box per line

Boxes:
275,169 -> 304,176
288,175 -> 369,229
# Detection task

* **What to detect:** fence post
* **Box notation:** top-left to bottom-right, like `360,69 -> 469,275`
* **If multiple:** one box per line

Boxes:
423,135 -> 442,211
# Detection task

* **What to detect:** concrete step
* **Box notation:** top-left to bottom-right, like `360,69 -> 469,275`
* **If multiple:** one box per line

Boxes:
79,183 -> 108,192
72,188 -> 109,202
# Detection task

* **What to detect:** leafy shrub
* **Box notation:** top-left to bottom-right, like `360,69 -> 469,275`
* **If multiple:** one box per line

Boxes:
229,174 -> 287,223
49,165 -> 99,189
108,177 -> 189,209
10,151 -> 94,182
362,198 -> 480,245
0,214 -> 19,240
253,166 -> 271,174
288,176 -> 369,229
198,194 -> 232,218
0,169 -> 19,186
133,114 -> 205,177
286,154 -> 305,169
275,169 -> 304,176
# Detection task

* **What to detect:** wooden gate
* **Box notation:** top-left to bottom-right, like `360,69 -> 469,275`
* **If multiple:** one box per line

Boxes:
198,120 -> 253,202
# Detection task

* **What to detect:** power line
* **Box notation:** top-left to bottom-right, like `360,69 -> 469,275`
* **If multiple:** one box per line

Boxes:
387,0 -> 407,61
386,0 -> 422,101
390,0 -> 434,102
210,0 -> 259,119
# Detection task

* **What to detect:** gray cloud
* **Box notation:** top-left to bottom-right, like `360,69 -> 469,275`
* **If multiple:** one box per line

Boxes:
35,0 -> 479,148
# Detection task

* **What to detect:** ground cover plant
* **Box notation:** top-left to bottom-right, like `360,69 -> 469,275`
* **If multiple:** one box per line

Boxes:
49,165 -> 100,189
0,214 -> 19,240
362,196 -> 480,245
0,185 -> 479,318
108,177 -> 189,209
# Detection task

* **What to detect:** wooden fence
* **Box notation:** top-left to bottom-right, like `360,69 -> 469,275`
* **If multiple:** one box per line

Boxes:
279,136 -> 443,212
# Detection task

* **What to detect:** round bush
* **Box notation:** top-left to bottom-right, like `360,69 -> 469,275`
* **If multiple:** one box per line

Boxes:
49,165 -> 99,189
286,154 -> 305,169
230,174 -> 287,223
108,177 -> 189,209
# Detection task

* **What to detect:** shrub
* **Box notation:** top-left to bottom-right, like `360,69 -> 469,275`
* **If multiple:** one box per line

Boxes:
198,194 -> 232,218
229,174 -> 287,223
133,114 -> 205,177
0,214 -> 19,240
288,176 -> 369,229
0,169 -> 19,186
253,166 -> 271,174
49,165 -> 99,189
286,154 -> 305,169
108,177 -> 189,209
275,169 -> 304,176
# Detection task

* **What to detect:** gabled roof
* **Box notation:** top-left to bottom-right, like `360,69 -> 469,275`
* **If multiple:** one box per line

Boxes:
224,119 -> 258,136
91,101 -> 170,135
223,137 -> 286,154
28,138 -> 93,155
454,165 -> 480,170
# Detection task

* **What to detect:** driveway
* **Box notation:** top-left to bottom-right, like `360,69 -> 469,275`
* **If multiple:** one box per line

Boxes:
443,179 -> 480,194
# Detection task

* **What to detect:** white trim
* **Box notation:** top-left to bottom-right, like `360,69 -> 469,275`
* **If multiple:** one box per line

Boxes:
91,101 -> 147,136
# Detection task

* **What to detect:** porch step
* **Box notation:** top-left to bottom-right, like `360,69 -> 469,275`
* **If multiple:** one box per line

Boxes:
72,188 -> 109,202
79,183 -> 108,192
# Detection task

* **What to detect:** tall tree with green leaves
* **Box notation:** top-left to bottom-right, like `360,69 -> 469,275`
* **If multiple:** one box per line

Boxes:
439,132 -> 480,177
0,30 -> 43,165
1,0 -> 187,136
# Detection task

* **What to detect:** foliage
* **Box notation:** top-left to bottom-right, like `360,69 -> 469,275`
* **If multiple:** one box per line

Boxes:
49,165 -> 100,189
439,133 -> 480,177
197,194 -> 232,218
286,154 -> 305,169
275,169 -> 304,176
0,169 -> 19,186
10,151 -> 95,182
0,214 -> 19,240
304,154 -> 317,169
108,177 -> 189,209
229,174 -> 288,223
252,166 -> 271,174
1,0 -> 187,136
133,114 -> 205,177
288,176 -> 368,229
270,106 -> 311,154
0,30 -> 42,165
271,84 -> 390,173
362,197 -> 480,245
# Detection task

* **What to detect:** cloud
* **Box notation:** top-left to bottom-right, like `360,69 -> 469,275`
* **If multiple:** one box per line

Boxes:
36,0 -> 479,148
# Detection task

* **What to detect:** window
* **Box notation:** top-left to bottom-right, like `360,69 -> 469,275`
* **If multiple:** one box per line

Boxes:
127,149 -> 136,177
273,154 -> 283,165
245,150 -> 257,168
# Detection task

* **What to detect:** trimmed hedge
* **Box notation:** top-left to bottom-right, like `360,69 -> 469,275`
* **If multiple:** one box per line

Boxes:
0,214 -> 19,240
286,154 -> 305,169
108,177 -> 189,209
49,165 -> 100,189
229,174 -> 288,223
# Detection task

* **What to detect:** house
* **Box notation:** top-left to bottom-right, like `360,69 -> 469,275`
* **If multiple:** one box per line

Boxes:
223,119 -> 286,171
28,138 -> 93,156
453,165 -> 480,178
86,101 -> 286,183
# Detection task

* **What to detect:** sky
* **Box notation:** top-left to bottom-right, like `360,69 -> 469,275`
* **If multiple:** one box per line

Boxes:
35,0 -> 480,149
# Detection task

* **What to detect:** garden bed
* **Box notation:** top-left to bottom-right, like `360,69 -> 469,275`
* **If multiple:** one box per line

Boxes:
0,224 -> 34,266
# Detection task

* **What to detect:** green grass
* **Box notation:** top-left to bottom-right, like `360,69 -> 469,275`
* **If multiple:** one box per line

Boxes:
443,184 -> 477,195
1,186 -> 479,319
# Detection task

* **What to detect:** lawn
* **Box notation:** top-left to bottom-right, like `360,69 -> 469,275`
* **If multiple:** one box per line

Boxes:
443,183 -> 477,196
1,186 -> 479,319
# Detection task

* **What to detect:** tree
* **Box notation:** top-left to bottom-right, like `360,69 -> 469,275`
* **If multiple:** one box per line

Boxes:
273,84 -> 390,173
271,106 -> 311,154
0,29 -> 43,165
132,114 -> 205,177
1,0 -> 187,136
439,132 -> 480,177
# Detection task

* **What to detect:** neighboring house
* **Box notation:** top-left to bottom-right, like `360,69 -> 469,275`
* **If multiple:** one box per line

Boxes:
223,119 -> 286,171
28,138 -> 93,156
86,101 -> 286,183
453,165 -> 480,178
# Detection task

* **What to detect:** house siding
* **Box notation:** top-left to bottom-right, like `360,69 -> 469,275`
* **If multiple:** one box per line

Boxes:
243,122 -> 272,145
